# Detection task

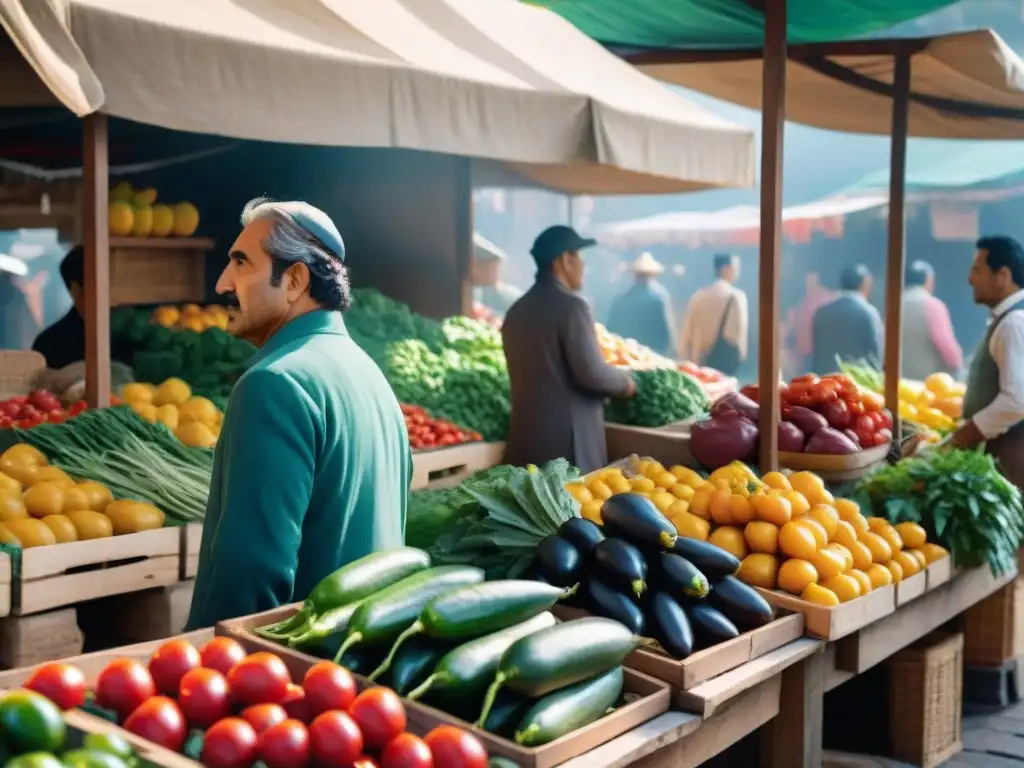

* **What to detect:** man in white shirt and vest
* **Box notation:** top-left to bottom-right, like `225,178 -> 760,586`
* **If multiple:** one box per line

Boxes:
952,235 -> 1024,489
678,253 -> 748,375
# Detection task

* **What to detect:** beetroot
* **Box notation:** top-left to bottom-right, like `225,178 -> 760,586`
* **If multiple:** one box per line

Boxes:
710,391 -> 760,421
783,406 -> 828,436
805,427 -> 859,455
691,412 -> 759,470
777,421 -> 805,452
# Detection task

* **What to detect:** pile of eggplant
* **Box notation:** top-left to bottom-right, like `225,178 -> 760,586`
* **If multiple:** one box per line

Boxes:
533,493 -> 775,659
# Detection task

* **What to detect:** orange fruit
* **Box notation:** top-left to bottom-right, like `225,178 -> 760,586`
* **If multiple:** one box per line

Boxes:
848,569 -> 873,595
850,540 -> 874,571
908,549 -> 928,569
867,563 -> 894,589
61,486 -> 91,514
805,487 -> 835,506
920,543 -> 949,563
729,494 -> 756,525
23,482 -> 65,518
892,550 -> 921,577
667,500 -> 690,518
689,488 -> 712,520
782,490 -> 811,516
833,520 -> 858,550
867,516 -> 890,533
670,483 -> 695,501
778,559 -> 818,595
655,471 -> 678,489
834,498 -> 861,521
580,500 -> 603,524
877,524 -> 904,554
33,467 -> 74,488
650,492 -> 676,515
0,493 -> 28,522
886,559 -> 904,583
806,505 -> 840,541
827,544 -> 854,572
40,514 -> 78,543
629,477 -> 655,493
811,548 -> 846,581
794,517 -> 829,550
762,471 -> 792,491
744,521 -> 779,554
801,582 -> 840,607
672,511 -> 710,542
737,553 -> 779,589
847,511 -> 871,539
751,493 -> 793,526
789,471 -> 825,498
605,474 -> 631,495
778,521 -> 818,560
894,522 -> 927,549
709,526 -> 748,560
77,482 -> 113,511
861,532 -> 893,564
823,574 -> 862,603
710,490 -> 735,526
588,479 -> 613,500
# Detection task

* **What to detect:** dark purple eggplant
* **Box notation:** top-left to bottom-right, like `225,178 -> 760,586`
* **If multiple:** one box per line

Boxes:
655,553 -> 710,599
559,517 -> 605,558
686,604 -> 739,648
670,537 -> 741,580
707,575 -> 774,630
601,494 -> 677,550
645,591 -> 694,659
593,538 -> 648,598
584,576 -> 645,635
535,536 -> 581,588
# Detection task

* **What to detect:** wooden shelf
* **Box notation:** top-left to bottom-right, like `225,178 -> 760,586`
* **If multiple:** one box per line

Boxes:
110,237 -> 214,250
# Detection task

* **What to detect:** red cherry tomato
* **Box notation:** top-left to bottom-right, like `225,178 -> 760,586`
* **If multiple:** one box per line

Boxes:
258,719 -> 311,768
352,758 -> 380,768
199,637 -> 247,676
846,398 -> 866,417
790,374 -> 821,386
423,726 -> 487,768
23,663 -> 86,710
877,409 -> 894,430
349,688 -> 407,751
280,683 -> 310,724
874,427 -> 893,446
95,658 -> 157,720
302,662 -> 357,716
123,696 -> 186,751
179,667 -> 231,727
228,653 -> 291,706
242,703 -> 288,734
309,710 -> 364,767
202,717 -> 259,768
381,732 -> 434,768
149,639 -> 201,696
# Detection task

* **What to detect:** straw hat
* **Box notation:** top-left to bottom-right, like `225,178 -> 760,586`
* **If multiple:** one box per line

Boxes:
631,252 -> 664,275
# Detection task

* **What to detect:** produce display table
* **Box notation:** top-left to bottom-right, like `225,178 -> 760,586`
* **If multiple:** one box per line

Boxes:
410,441 -> 506,489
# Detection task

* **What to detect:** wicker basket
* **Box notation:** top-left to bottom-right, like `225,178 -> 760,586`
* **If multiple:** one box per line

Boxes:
963,579 -> 1024,666
0,350 -> 46,399
887,632 -> 964,768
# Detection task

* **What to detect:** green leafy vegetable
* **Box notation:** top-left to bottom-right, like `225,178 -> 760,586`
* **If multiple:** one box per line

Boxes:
605,368 -> 708,428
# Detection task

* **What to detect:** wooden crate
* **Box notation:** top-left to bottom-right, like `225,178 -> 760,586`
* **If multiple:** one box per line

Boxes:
605,421 -> 697,468
896,570 -> 928,607
887,632 -> 963,768
218,606 -> 672,768
0,607 -> 83,669
755,584 -> 896,641
924,557 -> 953,591
181,523 -> 202,579
90,580 -> 196,647
109,237 -> 212,307
963,578 -> 1024,666
0,552 -> 11,618
66,708 -> 202,767
0,350 -> 46,399
410,441 -> 505,490
779,442 -> 889,482
13,528 -> 182,615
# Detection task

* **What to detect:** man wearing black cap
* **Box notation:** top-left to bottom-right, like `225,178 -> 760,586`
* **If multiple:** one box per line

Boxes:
502,225 -> 635,473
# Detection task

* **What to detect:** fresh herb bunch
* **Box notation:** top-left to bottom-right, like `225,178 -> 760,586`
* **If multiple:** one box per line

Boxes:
854,448 -> 1024,576
605,368 -> 709,428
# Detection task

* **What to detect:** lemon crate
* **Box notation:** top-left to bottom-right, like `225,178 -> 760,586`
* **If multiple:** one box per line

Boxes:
108,237 -> 213,307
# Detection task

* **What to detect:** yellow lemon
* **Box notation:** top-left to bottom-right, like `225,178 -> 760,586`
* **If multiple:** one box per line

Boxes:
151,204 -> 175,237
172,202 -> 200,236
131,205 -> 154,237
175,422 -> 217,448
109,201 -> 134,236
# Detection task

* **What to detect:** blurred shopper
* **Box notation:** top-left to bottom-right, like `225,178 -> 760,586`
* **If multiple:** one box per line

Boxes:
811,264 -> 883,374
953,236 -> 1024,488
606,252 -> 675,357
901,259 -> 963,381
502,226 -> 635,473
0,253 -> 35,350
678,253 -> 747,375
32,246 -> 85,366
471,233 -> 521,319
782,271 -> 834,376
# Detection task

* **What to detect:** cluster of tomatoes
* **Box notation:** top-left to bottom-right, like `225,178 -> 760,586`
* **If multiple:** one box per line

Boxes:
679,361 -> 725,385
22,635 -> 488,768
0,390 -> 93,430
401,404 -> 482,451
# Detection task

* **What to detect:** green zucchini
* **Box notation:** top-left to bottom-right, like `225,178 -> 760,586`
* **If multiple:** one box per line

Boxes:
370,580 -> 571,680
515,666 -> 623,746
339,645 -> 387,676
482,691 -> 532,738
407,612 -> 556,704
488,758 -> 521,768
475,617 -> 650,726
333,566 -> 484,662
388,637 -> 450,696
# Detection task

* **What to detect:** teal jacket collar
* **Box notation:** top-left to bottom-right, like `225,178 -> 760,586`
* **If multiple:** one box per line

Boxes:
251,310 -> 348,366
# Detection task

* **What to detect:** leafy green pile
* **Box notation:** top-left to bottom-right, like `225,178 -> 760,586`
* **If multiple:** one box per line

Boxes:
345,288 -> 446,368
837,359 -> 884,393
854,448 -> 1024,576
605,368 -> 709,428
406,461 -> 581,578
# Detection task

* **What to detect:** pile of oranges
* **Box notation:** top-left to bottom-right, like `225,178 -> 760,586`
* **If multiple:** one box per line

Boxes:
567,458 -> 949,608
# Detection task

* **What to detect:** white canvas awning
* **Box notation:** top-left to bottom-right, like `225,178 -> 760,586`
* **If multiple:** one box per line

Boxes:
0,0 -> 755,195
631,30 -> 1024,140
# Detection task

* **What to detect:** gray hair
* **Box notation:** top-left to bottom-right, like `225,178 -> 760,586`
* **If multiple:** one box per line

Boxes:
241,197 -> 352,311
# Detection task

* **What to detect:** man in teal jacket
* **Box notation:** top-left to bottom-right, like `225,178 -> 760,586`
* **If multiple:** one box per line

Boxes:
186,199 -> 411,629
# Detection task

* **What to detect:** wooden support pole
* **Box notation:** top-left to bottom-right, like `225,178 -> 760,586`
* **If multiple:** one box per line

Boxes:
883,55 -> 911,440
82,113 -> 110,408
761,650 -> 827,767
757,0 -> 787,472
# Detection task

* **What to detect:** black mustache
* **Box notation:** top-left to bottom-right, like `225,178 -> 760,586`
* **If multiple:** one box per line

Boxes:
221,294 -> 240,309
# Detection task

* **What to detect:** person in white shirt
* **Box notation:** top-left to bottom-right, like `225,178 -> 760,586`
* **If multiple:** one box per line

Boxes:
953,236 -> 1024,488
678,253 -> 748,374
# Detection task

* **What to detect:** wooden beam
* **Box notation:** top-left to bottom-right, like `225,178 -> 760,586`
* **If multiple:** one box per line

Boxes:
82,113 -> 110,409
883,55 -> 911,440
756,0 -> 786,472
621,36 -> 932,66
760,649 -> 827,767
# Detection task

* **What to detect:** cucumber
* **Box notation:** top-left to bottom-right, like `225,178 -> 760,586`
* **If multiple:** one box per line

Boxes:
645,591 -> 694,659
655,553 -> 710,599
482,691 -> 532,738
601,494 -> 677,550
339,645 -> 387,676
535,536 -> 582,587
407,612 -> 555,704
475,617 -> 650,726
708,575 -> 774,630
687,604 -> 739,648
670,538 -> 740,580
333,566 -> 484,662
388,637 -> 450,696
488,758 -> 521,768
584,577 -> 645,635
593,538 -> 648,598
559,518 -> 605,557
370,580 -> 570,680
287,601 -> 362,648
515,666 -> 623,746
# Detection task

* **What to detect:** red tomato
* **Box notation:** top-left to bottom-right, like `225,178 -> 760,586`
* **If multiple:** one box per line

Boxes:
790,374 -> 821,386
200,637 -> 247,676
123,696 -> 186,751
352,758 -> 380,768
302,662 -> 357,716
202,717 -> 259,768
0,416 -> 11,429
874,427 -> 893,446
845,398 -> 866,417
149,639 -> 201,695
423,726 -> 487,768
349,688 -> 406,751
242,703 -> 288,734
877,409 -> 894,430
820,399 -> 851,430
23,663 -> 86,710
95,658 -> 157,720
179,667 -> 231,727
0,401 -> 19,418
67,400 -> 88,417
786,384 -> 814,408
258,719 -> 311,768
381,732 -> 434,768
309,710 -> 364,767
739,384 -> 760,403
861,391 -> 885,413
229,653 -> 291,706
280,683 -> 310,723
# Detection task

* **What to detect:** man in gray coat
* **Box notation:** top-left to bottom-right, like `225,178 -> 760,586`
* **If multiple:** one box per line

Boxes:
502,226 -> 636,473
810,264 -> 884,374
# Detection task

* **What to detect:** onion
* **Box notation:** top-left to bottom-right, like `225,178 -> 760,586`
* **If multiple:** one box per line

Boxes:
691,412 -> 760,470
777,421 -> 806,452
